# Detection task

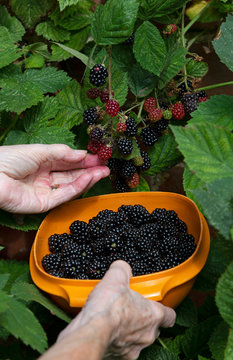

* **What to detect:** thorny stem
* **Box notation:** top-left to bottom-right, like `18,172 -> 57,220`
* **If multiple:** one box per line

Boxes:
0,115 -> 18,144
196,81 -> 233,91
137,100 -> 146,126
123,103 -> 140,114
108,46 -> 113,100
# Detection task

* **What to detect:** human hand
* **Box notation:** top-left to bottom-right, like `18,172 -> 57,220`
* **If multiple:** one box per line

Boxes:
58,260 -> 176,360
0,144 -> 110,213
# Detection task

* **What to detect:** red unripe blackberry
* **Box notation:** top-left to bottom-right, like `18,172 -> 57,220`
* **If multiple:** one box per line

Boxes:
144,97 -> 157,112
100,88 -> 114,103
89,64 -> 108,87
117,137 -> 133,155
90,126 -> 103,141
97,144 -> 112,161
106,99 -> 119,117
172,102 -> 185,120
198,96 -> 208,103
164,24 -> 177,34
87,139 -> 102,154
126,172 -> 139,188
117,122 -> 127,132
125,117 -> 137,137
86,88 -> 100,99
148,108 -> 163,122
83,107 -> 99,125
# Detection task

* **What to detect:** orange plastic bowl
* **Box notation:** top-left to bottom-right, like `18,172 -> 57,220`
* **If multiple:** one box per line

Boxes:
30,192 -> 210,312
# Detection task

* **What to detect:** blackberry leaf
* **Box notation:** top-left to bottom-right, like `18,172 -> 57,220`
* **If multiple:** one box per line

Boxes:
0,27 -> 22,69
35,21 -> 70,42
58,0 -> 81,11
0,5 -> 25,42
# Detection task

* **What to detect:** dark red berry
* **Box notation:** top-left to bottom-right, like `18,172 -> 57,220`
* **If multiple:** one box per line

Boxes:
117,122 -> 127,132
87,139 -> 102,154
172,102 -> 185,120
97,144 -> 112,161
86,88 -> 100,99
126,172 -> 139,188
148,108 -> 163,122
100,88 -> 114,103
106,99 -> 119,117
144,97 -> 157,112
90,127 -> 103,141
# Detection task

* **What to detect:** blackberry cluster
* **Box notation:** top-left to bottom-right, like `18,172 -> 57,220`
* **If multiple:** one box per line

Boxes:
89,64 -> 108,87
42,205 -> 197,279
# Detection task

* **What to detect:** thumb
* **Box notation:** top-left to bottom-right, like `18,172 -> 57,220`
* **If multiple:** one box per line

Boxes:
100,260 -> 132,289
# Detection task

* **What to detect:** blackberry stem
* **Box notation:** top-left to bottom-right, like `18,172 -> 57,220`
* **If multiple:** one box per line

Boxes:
124,103 -> 140,114
184,1 -> 212,35
157,337 -> 169,350
196,81 -> 233,91
138,100 -> 146,126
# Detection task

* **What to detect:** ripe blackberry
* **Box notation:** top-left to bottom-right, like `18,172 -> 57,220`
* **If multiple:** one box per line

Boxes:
106,99 -> 119,117
62,258 -> 81,279
148,108 -> 163,122
107,158 -> 122,174
89,64 -> 108,87
117,122 -> 127,133
87,139 -> 102,154
83,107 -> 98,125
42,254 -> 61,273
178,80 -> 193,94
181,93 -> 198,113
196,90 -> 207,98
140,127 -> 158,146
121,160 -> 137,178
62,241 -> 79,259
128,204 -> 151,227
117,137 -> 133,155
90,127 -> 103,141
172,102 -> 185,120
153,119 -> 169,134
140,150 -> 151,171
159,101 -> 169,110
144,97 -> 157,112
69,220 -> 89,242
114,177 -> 130,192
125,117 -> 137,137
124,32 -> 135,45
86,88 -> 99,99
105,232 -> 122,252
126,172 -> 139,189
97,144 -> 112,161
48,233 -> 70,253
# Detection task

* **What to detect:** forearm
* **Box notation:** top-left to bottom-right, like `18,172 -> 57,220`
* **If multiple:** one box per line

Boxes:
39,316 -> 112,360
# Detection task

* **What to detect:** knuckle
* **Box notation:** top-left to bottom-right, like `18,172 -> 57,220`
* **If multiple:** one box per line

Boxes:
154,306 -> 165,324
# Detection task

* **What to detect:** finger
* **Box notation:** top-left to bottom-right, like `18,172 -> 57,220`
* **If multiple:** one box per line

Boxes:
150,301 -> 176,328
50,153 -> 107,171
100,261 -> 132,288
76,154 -> 108,169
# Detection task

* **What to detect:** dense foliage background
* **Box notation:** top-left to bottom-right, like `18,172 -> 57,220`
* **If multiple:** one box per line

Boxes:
0,0 -> 233,359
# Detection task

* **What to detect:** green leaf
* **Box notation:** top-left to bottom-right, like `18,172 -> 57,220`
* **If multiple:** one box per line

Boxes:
132,177 -> 150,192
212,14 -> 233,72
0,65 -> 70,114
0,297 -> 47,353
11,282 -> 71,323
35,21 -> 70,42
24,96 -> 60,131
128,63 -> 155,97
25,54 -> 45,69
190,177 -> 233,239
145,131 -> 182,176
138,0 -> 188,20
58,0 -> 80,11
133,21 -> 166,76
0,326 -> 9,341
189,95 -> 233,131
28,42 -> 51,60
183,166 -> 204,212
83,177 -> 113,197
0,246 -> 4,251
0,26 -> 22,69
0,5 -> 25,42
53,80 -> 86,129
225,328 -> 233,360
216,261 -> 233,329
158,47 -> 188,89
181,316 -> 220,358
0,274 -> 10,290
52,39 -> 92,65
170,123 -> 233,183
186,59 -> 208,78
91,0 -> 139,45
175,296 -> 198,327
60,13 -> 91,31
208,321 -> 229,360
0,290 -> 9,314
9,0 -> 55,28
111,62 -> 128,107
0,209 -> 45,231
0,260 -> 29,293
166,335 -> 183,356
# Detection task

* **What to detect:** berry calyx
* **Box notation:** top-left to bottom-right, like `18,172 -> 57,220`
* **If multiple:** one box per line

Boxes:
86,88 -> 100,99
144,97 -> 157,112
89,64 -> 108,87
148,108 -> 163,122
126,172 -> 139,189
106,99 -> 119,117
172,102 -> 185,120
97,144 -> 112,161
117,122 -> 127,133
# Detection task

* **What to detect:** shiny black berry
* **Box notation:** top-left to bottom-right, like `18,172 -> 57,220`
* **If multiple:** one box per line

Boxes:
117,137 -> 133,155
83,107 -> 98,125
89,64 -> 108,87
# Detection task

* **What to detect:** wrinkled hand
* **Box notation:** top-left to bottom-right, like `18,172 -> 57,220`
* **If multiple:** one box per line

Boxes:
58,261 -> 176,360
0,144 -> 110,213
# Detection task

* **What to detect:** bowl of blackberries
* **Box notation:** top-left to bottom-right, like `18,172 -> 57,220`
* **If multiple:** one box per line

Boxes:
30,192 -> 210,312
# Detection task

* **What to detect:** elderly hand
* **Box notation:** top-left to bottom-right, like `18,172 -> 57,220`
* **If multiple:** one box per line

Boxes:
0,144 -> 110,213
56,261 -> 176,360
